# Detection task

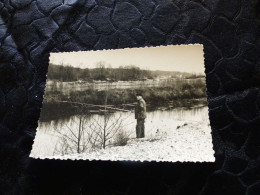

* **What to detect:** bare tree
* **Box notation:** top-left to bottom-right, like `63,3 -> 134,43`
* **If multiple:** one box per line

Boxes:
86,83 -> 133,149
53,104 -> 91,155
87,112 -> 130,149
52,87 -> 133,155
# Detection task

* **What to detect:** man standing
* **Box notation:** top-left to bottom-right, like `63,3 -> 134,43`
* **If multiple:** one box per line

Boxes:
135,93 -> 146,138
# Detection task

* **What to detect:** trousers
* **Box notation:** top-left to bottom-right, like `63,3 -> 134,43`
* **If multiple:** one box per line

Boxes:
136,119 -> 145,138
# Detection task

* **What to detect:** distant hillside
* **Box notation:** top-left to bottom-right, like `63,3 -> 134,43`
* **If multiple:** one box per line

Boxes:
47,64 -> 204,82
151,70 -> 204,78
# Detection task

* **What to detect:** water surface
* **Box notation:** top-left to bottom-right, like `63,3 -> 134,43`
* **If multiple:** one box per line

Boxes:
31,106 -> 209,157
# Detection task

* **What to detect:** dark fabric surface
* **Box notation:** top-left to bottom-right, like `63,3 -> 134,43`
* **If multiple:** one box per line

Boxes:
0,0 -> 260,194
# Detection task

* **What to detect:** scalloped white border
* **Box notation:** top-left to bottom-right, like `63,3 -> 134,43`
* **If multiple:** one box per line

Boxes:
30,44 -> 215,163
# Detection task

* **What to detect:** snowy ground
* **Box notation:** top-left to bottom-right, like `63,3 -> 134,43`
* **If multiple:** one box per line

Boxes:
39,121 -> 215,162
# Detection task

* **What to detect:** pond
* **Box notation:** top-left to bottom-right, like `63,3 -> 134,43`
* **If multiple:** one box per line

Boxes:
31,105 -> 210,158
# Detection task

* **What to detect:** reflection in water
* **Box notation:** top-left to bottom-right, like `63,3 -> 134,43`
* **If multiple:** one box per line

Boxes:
32,106 -> 209,157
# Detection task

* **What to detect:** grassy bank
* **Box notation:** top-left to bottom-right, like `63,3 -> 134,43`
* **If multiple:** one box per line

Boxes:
45,79 -> 206,106
41,78 -> 207,122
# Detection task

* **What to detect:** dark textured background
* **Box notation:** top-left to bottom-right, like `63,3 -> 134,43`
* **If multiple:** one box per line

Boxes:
0,0 -> 260,194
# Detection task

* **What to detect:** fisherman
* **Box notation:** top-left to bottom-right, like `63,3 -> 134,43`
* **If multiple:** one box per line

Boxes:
135,93 -> 146,138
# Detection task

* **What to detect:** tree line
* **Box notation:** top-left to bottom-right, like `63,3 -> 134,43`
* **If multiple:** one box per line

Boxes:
48,62 -> 154,82
48,62 -> 204,82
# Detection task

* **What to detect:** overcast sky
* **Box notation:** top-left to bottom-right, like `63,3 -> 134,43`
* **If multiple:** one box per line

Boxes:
49,44 -> 205,74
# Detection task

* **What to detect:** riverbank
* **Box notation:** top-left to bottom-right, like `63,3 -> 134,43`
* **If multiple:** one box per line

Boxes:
37,121 -> 214,162
40,97 -> 207,122
44,78 -> 206,106
41,77 -> 207,122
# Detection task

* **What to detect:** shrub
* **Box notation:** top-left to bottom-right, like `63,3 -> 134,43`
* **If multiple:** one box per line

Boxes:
114,130 -> 129,146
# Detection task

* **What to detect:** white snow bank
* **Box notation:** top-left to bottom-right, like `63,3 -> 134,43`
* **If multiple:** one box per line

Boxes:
40,121 -> 215,162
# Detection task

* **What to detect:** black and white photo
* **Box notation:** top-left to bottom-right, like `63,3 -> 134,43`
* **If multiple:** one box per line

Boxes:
31,45 -> 214,162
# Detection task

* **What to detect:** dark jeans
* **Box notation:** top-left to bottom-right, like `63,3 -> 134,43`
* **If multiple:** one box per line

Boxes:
136,119 -> 145,138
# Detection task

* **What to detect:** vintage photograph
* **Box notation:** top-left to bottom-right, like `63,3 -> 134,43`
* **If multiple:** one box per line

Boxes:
30,45 -> 215,162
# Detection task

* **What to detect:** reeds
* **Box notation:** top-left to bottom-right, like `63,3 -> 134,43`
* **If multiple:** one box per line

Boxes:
45,78 -> 206,106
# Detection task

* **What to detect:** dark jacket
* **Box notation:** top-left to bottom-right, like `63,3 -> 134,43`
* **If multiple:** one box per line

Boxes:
135,98 -> 146,119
